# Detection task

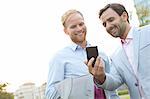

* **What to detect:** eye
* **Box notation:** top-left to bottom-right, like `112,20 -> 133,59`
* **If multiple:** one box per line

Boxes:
70,25 -> 76,29
79,22 -> 84,26
103,22 -> 106,27
108,17 -> 114,22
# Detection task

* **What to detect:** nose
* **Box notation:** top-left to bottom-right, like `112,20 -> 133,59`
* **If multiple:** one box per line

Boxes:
76,25 -> 82,31
106,22 -> 112,31
105,22 -> 109,29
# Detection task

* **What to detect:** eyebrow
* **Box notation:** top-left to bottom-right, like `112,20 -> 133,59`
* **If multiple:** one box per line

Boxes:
102,16 -> 114,27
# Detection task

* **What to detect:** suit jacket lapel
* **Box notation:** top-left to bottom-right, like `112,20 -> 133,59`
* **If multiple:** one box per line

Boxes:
133,27 -> 140,73
119,48 -> 134,73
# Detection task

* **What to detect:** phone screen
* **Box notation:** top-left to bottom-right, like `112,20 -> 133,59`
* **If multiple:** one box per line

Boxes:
86,46 -> 98,67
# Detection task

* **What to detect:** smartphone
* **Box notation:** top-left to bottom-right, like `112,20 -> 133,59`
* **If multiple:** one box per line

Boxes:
86,46 -> 98,67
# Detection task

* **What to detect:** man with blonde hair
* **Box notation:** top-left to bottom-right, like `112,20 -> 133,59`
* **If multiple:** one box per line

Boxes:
45,9 -> 119,99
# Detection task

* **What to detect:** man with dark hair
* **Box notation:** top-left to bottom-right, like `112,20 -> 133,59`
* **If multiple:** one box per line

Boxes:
87,3 -> 150,99
99,3 -> 129,23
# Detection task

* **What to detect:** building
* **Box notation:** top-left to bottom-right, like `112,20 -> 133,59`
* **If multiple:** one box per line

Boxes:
14,83 -> 35,99
14,82 -> 46,99
33,83 -> 46,99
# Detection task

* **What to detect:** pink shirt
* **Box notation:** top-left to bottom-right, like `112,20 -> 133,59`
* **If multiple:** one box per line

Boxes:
121,27 -> 137,74
94,85 -> 106,99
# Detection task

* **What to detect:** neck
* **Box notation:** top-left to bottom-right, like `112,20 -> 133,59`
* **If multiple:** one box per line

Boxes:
120,24 -> 131,39
77,40 -> 87,48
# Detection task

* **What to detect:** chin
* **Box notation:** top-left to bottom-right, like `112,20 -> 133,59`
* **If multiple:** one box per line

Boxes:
111,34 -> 117,38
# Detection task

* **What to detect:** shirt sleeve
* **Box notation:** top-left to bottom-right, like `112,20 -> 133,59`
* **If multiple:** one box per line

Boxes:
94,62 -> 123,91
45,54 -> 65,99
96,51 -> 123,90
99,51 -> 111,73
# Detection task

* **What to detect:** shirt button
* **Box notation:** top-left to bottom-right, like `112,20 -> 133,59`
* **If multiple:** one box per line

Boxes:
135,83 -> 139,86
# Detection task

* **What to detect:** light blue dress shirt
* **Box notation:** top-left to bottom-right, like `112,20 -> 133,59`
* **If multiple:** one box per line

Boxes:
45,42 -> 110,99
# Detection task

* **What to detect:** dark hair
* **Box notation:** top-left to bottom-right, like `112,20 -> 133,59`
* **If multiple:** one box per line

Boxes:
99,3 -> 129,23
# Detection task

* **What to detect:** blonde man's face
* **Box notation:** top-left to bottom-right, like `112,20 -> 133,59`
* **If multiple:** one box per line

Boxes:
64,13 -> 87,44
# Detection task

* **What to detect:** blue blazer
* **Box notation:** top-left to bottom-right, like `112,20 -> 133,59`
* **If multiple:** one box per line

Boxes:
97,25 -> 150,99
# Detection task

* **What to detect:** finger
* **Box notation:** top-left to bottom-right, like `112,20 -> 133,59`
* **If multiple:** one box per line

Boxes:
87,57 -> 94,74
87,57 -> 94,67
94,56 -> 100,67
94,57 -> 101,75
97,58 -> 105,74
99,58 -> 104,69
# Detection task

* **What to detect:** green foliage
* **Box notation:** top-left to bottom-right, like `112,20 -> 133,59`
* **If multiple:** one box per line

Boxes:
0,83 -> 14,99
119,94 -> 130,99
118,89 -> 129,96
0,83 -> 7,92
0,92 -> 14,99
135,4 -> 150,26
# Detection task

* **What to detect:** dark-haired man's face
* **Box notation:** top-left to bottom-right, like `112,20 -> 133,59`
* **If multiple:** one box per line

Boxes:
100,8 -> 127,38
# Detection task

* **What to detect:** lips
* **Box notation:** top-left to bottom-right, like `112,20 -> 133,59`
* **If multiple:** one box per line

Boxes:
75,31 -> 84,36
108,26 -> 117,35
111,28 -> 117,35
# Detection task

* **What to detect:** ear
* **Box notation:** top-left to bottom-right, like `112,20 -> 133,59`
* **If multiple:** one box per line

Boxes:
64,28 -> 69,35
121,12 -> 128,21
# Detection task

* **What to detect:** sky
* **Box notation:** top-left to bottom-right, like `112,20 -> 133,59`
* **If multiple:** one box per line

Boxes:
0,0 -> 139,92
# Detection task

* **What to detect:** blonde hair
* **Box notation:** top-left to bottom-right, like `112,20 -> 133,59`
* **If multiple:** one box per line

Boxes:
61,9 -> 83,27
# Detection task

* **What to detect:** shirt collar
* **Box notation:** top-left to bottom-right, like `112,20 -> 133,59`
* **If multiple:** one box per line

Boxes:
121,27 -> 133,44
69,41 -> 91,51
127,26 -> 133,39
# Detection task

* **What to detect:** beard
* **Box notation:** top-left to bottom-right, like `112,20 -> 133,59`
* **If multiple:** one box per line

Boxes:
107,19 -> 126,38
71,33 -> 86,44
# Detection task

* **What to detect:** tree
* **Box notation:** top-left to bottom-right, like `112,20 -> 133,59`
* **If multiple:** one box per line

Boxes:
137,6 -> 150,25
135,4 -> 150,26
0,83 -> 14,99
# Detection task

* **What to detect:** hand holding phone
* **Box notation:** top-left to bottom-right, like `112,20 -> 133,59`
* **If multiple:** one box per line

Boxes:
86,46 -> 98,67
